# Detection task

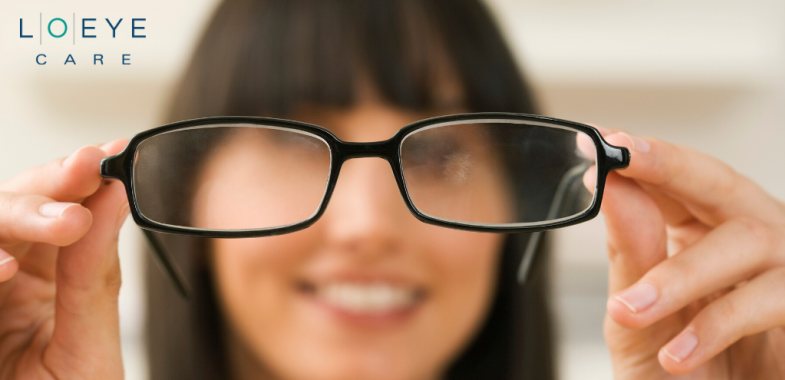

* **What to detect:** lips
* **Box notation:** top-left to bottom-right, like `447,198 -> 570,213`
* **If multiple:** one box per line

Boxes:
299,280 -> 426,317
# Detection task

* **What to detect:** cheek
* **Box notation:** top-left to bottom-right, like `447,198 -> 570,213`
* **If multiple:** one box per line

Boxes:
414,224 -> 504,356
212,229 -> 320,338
421,225 -> 501,290
210,215 -> 504,380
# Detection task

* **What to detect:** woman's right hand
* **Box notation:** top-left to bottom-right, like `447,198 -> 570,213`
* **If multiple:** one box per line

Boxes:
0,140 -> 129,380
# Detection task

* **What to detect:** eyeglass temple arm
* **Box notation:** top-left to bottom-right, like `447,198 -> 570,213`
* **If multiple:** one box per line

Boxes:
141,228 -> 192,298
517,163 -> 590,284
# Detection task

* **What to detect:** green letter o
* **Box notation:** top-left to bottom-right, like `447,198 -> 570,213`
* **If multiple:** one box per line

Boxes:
48,18 -> 67,38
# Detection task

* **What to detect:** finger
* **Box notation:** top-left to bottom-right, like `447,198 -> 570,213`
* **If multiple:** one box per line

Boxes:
665,220 -> 712,255
100,138 -> 129,157
585,163 -> 699,229
658,267 -> 785,374
0,145 -> 106,202
577,125 -> 617,160
582,164 -> 597,190
44,180 -> 128,377
637,182 -> 696,228
586,163 -> 710,256
0,248 -> 18,282
607,216 -> 781,329
604,132 -> 784,226
0,139 -> 129,202
586,124 -> 616,136
0,192 -> 92,247
577,133 -> 596,160
601,172 -> 669,294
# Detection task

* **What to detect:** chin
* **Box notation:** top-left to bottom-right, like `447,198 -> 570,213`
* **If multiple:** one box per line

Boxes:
291,352 -> 431,380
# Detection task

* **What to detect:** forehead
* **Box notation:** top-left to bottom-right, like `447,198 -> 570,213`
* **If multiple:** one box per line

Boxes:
292,103 -> 466,143
290,78 -> 467,142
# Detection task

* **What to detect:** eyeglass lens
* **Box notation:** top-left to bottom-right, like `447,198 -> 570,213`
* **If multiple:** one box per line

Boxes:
401,122 -> 596,226
133,126 -> 332,230
131,121 -> 597,231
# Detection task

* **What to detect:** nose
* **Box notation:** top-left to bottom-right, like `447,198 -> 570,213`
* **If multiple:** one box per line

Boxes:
318,157 -> 410,261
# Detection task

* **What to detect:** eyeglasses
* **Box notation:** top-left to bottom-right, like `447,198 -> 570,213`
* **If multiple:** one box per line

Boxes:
101,113 -> 629,296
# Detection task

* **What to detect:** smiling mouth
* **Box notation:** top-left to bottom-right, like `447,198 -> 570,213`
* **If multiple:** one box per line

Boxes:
298,281 -> 426,316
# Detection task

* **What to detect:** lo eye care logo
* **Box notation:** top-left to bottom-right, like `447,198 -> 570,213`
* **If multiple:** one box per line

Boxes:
19,14 -> 147,66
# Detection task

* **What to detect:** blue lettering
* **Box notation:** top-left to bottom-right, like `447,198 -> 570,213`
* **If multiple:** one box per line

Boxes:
36,54 -> 46,65
122,54 -> 131,65
82,18 -> 96,38
94,54 -> 104,65
132,18 -> 146,38
48,18 -> 67,38
106,18 -> 123,38
20,19 -> 33,38
64,54 -> 76,65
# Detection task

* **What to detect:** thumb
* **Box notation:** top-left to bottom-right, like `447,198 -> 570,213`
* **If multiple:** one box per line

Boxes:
43,179 -> 128,378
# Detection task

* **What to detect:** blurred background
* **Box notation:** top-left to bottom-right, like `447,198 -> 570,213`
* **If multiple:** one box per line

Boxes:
1,0 -> 784,379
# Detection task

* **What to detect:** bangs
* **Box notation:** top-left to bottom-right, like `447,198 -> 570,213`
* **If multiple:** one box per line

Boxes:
152,2 -> 551,380
169,0 -> 534,122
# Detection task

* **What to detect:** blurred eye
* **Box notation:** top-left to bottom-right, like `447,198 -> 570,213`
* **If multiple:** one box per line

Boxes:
403,136 -> 473,182
439,151 -> 473,184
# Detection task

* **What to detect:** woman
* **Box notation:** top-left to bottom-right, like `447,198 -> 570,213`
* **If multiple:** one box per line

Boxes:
147,1 -> 553,379
0,1 -> 783,380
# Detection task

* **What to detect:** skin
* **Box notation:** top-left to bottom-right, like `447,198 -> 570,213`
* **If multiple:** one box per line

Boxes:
585,128 -> 785,378
0,122 -> 782,379
0,140 -> 129,380
198,99 -> 507,380
400,123 -> 515,225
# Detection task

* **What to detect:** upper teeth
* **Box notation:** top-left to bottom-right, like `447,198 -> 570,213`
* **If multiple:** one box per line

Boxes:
317,283 -> 418,314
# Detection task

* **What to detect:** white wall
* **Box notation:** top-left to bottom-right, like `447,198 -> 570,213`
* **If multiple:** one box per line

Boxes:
1,1 -> 783,379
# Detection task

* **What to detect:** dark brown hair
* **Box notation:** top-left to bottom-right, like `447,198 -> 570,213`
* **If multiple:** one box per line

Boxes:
145,0 -> 555,379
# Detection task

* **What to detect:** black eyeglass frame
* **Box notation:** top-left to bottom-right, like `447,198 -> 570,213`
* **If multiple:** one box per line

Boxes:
101,113 -> 629,297
101,112 -> 629,238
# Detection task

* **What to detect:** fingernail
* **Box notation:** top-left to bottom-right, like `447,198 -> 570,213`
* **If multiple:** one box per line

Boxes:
40,202 -> 79,218
662,330 -> 699,363
116,203 -> 130,235
614,283 -> 658,313
62,148 -> 81,167
0,256 -> 16,268
619,132 -> 651,153
99,142 -> 112,155
592,125 -> 612,135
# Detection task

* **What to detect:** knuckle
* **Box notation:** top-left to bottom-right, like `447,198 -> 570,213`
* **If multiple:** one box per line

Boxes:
58,263 -> 122,301
101,243 -> 123,294
0,192 -> 14,215
714,297 -> 740,324
651,141 -> 679,185
103,265 -> 123,295
696,298 -> 742,343
5,193 -> 39,229
0,194 -> 27,241
4,192 -> 27,215
713,163 -> 739,196
731,216 -> 776,253
698,167 -> 738,216
646,260 -> 686,291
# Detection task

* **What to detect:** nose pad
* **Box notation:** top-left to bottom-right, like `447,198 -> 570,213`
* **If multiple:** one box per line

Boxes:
319,158 -> 408,259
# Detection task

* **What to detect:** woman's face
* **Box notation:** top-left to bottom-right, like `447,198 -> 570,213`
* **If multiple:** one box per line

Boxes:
195,99 -> 507,380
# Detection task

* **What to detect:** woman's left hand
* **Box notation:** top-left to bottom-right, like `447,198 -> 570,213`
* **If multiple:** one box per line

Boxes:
586,129 -> 785,378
